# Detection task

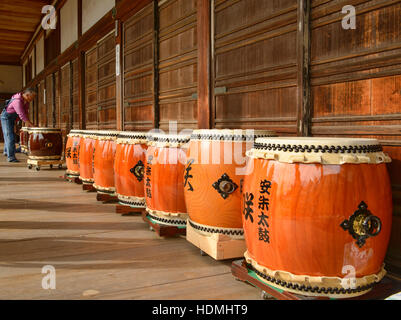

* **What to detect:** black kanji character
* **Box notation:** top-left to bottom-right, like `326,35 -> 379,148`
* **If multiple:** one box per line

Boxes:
243,192 -> 254,223
258,211 -> 269,228
184,159 -> 194,192
258,227 -> 270,243
260,180 -> 272,195
258,195 -> 269,211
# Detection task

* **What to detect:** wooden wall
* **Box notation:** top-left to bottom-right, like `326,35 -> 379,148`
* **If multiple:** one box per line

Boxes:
309,0 -> 401,274
158,0 -> 198,131
212,0 -> 298,133
123,2 -> 155,131
60,62 -> 71,138
72,58 -> 79,129
85,46 -> 98,129
37,80 -> 46,127
97,33 -> 117,130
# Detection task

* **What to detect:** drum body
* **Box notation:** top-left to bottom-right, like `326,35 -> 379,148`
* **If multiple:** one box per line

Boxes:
79,131 -> 97,185
114,132 -> 148,208
242,137 -> 393,298
144,133 -> 191,227
65,130 -> 83,177
184,130 -> 276,238
93,131 -> 119,195
28,128 -> 63,160
20,127 -> 29,154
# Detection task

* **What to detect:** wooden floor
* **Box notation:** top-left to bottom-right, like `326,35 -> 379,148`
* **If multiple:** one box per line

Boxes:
0,144 -> 261,300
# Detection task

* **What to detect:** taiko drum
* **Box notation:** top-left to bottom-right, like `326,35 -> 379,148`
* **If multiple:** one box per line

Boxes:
28,127 -> 63,160
114,131 -> 148,208
65,130 -> 83,178
79,130 -> 97,185
93,131 -> 120,195
183,129 -> 276,239
144,132 -> 191,227
20,127 -> 29,154
242,137 -> 393,298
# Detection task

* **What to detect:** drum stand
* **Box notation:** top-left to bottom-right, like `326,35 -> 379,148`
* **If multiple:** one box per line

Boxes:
141,212 -> 186,237
96,193 -> 118,203
82,184 -> 96,192
231,259 -> 401,300
186,220 -> 247,260
116,204 -> 144,215
27,159 -> 64,171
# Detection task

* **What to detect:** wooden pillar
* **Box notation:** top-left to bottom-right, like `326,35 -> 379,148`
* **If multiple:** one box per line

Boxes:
197,0 -> 212,129
297,0 -> 311,137
115,19 -> 123,131
153,0 -> 160,129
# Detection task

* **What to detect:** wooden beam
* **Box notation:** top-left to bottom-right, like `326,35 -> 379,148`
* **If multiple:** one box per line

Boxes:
296,0 -> 311,137
197,0 -> 212,129
152,0 -> 160,129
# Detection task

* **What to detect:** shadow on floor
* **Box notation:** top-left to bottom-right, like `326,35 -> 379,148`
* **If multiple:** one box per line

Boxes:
0,234 -> 232,271
0,198 -> 110,213
0,220 -> 144,231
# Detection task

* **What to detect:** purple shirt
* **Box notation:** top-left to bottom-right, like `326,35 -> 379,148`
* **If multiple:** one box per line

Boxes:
5,92 -> 29,122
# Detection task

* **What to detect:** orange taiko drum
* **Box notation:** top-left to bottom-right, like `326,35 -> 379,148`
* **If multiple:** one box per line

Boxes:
20,127 -> 29,154
144,132 -> 192,227
114,131 -> 148,208
79,130 -> 98,185
65,130 -> 83,178
242,137 -> 393,298
93,131 -> 120,195
183,129 -> 276,239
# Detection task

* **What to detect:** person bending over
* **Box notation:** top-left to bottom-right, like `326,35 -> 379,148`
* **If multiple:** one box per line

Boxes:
1,88 -> 35,162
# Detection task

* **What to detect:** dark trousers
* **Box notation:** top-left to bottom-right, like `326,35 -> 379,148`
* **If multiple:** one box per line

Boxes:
1,109 -> 18,160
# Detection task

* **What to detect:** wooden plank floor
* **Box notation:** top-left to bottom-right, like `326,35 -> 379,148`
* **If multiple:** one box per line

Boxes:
0,145 -> 261,300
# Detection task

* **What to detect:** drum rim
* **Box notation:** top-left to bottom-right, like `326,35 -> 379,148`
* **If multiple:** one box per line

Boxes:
254,137 -> 382,151
191,129 -> 277,140
149,132 -> 192,143
28,127 -> 62,132
117,131 -> 148,138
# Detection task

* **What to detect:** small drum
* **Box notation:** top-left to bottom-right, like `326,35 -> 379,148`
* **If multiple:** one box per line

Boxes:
242,137 -> 393,298
114,131 -> 148,208
28,127 -> 63,160
20,127 -> 29,154
79,130 -> 98,185
65,130 -> 83,178
184,129 -> 276,239
145,132 -> 192,227
93,131 -> 120,195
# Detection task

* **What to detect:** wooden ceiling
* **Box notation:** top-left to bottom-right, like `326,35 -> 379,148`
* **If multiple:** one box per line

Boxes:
0,0 -> 51,65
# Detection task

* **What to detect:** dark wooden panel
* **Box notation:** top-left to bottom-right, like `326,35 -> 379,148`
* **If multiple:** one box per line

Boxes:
123,2 -> 155,131
45,74 -> 53,127
85,46 -> 98,130
158,0 -> 198,131
97,33 -> 116,130
72,58 -> 79,129
54,71 -> 60,129
37,80 -> 46,127
212,0 -> 298,133
60,63 -> 71,137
